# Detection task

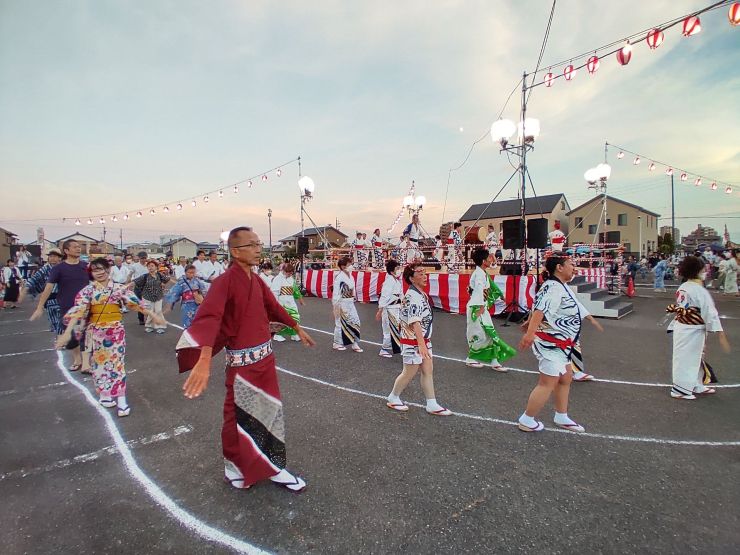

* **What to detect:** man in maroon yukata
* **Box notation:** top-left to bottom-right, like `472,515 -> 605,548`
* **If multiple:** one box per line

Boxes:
179,226 -> 315,492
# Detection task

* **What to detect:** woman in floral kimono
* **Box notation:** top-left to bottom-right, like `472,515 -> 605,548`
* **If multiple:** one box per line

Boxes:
57,258 -> 162,417
270,262 -> 304,342
332,256 -> 362,352
465,248 -> 516,370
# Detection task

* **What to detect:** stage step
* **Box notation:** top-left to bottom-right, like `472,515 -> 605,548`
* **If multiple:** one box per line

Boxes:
570,276 -> 633,319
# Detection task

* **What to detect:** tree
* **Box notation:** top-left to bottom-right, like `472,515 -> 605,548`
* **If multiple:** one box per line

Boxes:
658,232 -> 674,255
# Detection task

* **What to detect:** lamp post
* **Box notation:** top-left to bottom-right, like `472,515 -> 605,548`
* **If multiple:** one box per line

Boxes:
638,216 -> 642,258
583,163 -> 612,245
402,185 -> 426,217
491,92 -> 541,274
298,175 -> 315,286
268,208 -> 273,256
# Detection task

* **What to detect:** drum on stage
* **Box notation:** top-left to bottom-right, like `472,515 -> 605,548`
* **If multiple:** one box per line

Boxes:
465,226 -> 483,244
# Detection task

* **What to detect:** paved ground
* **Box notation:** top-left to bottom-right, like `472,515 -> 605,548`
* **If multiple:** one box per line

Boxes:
0,289 -> 738,554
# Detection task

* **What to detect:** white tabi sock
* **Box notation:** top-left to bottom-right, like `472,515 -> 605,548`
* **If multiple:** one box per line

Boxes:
117,395 -> 127,408
553,412 -> 576,426
387,393 -> 401,404
426,398 -> 443,412
519,412 -> 537,427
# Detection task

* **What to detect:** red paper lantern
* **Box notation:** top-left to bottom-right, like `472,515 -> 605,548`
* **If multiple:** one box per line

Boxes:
564,64 -> 576,81
586,55 -> 600,74
730,3 -> 740,26
617,42 -> 632,66
633,156 -> 641,165
544,72 -> 554,87
649,162 -> 656,171
694,178 -> 702,186
725,186 -> 733,194
646,28 -> 664,49
680,173 -> 688,181
617,151 -> 625,159
682,16 -> 701,36
710,182 -> 718,190
665,167 -> 674,176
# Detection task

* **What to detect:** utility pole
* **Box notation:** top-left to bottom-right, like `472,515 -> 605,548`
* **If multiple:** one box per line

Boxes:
119,228 -> 123,251
335,217 -> 341,231
670,173 -> 675,253
102,226 -> 107,254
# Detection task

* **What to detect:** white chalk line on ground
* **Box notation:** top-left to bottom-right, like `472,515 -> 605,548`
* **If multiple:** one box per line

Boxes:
0,369 -> 138,397
0,329 -> 48,337
276,366 -> 740,447
0,424 -> 193,481
300,326 -> 740,389
0,348 -> 55,358
53,351 -> 270,555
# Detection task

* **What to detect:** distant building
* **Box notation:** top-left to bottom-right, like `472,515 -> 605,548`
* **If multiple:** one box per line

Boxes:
56,233 -> 119,256
659,226 -> 681,244
0,226 -> 18,263
125,242 -> 165,256
28,238 -> 57,255
162,237 -> 198,260
567,195 -> 660,255
279,226 -> 348,251
196,242 -> 221,254
159,234 -> 184,244
682,224 -> 722,251
459,193 -> 570,240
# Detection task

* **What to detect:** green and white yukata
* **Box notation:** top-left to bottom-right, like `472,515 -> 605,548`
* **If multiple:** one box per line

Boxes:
270,272 -> 302,338
465,267 -> 516,367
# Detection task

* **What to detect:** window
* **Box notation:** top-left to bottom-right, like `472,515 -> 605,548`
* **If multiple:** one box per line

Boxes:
618,213 -> 628,226
588,224 -> 598,234
575,217 -> 583,229
624,243 -> 631,252
560,201 -> 565,210
606,218 -> 611,225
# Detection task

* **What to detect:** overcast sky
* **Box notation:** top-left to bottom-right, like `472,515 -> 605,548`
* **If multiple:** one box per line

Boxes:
1,0 -> 738,246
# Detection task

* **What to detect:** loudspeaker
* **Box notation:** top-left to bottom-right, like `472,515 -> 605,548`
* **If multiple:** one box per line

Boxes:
526,218 -> 548,249
502,219 -> 524,249
499,261 -> 528,276
296,236 -> 309,255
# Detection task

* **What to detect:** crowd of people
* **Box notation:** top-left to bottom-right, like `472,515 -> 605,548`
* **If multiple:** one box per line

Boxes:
1,223 -> 734,496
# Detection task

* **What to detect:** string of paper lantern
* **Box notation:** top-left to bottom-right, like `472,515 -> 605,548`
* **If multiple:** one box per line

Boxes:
539,1 -> 737,89
64,158 -> 300,227
387,181 -> 416,233
607,143 -> 737,195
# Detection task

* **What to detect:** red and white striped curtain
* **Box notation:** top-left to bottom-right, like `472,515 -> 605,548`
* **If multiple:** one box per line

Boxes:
304,269 -> 535,314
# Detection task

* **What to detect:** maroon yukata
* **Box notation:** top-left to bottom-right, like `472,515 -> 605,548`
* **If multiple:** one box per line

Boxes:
177,265 -> 296,488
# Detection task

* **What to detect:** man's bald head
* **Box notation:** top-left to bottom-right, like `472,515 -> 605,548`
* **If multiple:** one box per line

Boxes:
227,226 -> 254,248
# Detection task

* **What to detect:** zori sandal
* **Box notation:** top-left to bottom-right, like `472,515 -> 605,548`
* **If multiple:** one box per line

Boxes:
517,420 -> 545,432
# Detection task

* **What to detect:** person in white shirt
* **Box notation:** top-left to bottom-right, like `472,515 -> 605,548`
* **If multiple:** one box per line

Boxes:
110,255 -> 132,285
208,251 -> 225,279
130,252 -> 149,280
548,221 -> 566,253
192,250 -> 212,289
403,214 -> 424,262
173,257 -> 188,280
